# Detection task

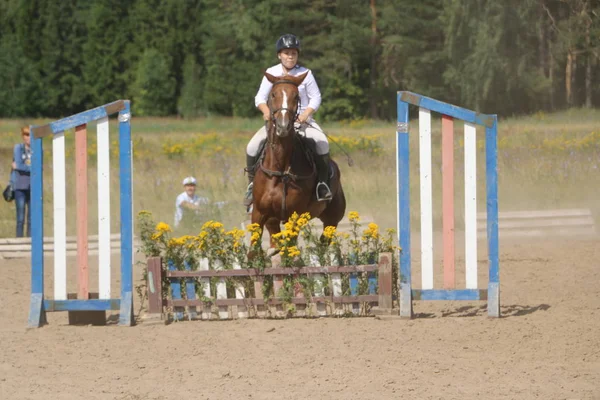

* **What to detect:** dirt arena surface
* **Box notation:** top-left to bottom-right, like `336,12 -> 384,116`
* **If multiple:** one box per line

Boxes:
0,236 -> 599,400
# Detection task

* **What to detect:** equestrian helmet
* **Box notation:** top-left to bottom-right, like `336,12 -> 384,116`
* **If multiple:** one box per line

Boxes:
276,34 -> 300,54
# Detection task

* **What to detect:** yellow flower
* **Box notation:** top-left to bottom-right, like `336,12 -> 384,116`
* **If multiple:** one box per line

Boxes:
151,232 -> 162,241
348,211 -> 360,222
297,217 -> 309,227
156,222 -> 172,233
363,222 -> 379,239
211,221 -> 224,230
168,237 -> 187,247
226,228 -> 245,240
287,246 -> 301,258
323,226 -> 337,239
247,223 -> 261,233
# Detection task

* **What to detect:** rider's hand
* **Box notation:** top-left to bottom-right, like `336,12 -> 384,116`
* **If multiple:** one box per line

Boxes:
262,112 -> 270,121
297,112 -> 309,124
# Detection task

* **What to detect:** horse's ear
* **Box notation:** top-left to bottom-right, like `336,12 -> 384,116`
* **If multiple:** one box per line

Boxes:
285,71 -> 308,87
295,71 -> 309,85
265,72 -> 278,83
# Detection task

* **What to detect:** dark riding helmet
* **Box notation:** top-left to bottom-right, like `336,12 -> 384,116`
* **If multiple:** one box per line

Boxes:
276,34 -> 300,54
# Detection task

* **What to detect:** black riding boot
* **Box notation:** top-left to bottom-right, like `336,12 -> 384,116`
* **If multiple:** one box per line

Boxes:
315,153 -> 333,201
243,154 -> 259,207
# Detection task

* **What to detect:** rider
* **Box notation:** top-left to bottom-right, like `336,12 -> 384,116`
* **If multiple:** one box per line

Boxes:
244,33 -> 332,208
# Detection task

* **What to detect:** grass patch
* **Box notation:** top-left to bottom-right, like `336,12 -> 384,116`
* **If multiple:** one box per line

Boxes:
0,108 -> 598,238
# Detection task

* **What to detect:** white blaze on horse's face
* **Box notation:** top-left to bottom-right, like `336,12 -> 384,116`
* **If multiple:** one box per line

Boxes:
276,90 -> 290,137
265,72 -> 308,137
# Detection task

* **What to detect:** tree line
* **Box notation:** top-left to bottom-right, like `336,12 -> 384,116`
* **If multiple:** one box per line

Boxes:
0,0 -> 598,120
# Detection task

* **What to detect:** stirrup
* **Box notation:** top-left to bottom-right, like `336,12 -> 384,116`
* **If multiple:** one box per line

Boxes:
316,182 -> 332,202
243,182 -> 253,206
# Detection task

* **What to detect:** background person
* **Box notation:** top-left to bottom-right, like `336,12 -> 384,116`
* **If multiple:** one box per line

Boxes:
12,126 -> 32,237
174,176 -> 209,230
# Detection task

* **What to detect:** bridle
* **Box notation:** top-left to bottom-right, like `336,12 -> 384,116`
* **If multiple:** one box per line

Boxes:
267,80 -> 301,132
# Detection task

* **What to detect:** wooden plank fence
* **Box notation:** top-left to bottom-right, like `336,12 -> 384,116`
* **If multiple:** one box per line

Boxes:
477,208 -> 597,238
145,252 -> 394,322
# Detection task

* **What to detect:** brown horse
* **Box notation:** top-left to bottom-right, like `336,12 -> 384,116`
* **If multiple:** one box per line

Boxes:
251,72 -> 346,247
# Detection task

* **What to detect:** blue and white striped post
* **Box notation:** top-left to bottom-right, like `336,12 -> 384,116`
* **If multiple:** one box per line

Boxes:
118,101 -> 134,326
486,115 -> 500,317
396,99 -> 412,318
396,91 -> 500,318
28,124 -> 45,327
27,100 -> 134,328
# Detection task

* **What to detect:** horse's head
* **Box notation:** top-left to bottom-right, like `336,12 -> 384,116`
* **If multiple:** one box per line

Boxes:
265,71 -> 308,137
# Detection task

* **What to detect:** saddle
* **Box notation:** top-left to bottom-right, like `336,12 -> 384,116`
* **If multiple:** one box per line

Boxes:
253,134 -> 334,181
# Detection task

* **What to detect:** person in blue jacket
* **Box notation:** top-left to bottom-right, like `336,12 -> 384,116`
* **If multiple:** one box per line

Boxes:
11,126 -> 32,237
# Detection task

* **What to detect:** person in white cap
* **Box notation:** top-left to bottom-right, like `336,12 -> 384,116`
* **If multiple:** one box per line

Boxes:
174,176 -> 209,228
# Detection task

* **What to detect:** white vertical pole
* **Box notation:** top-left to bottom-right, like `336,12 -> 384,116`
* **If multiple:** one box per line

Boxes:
464,122 -> 478,289
331,272 -> 342,316
97,117 -> 111,299
216,276 -> 228,319
200,258 -> 211,320
310,254 -> 327,316
53,133 -> 67,300
233,261 -> 248,319
419,108 -> 434,290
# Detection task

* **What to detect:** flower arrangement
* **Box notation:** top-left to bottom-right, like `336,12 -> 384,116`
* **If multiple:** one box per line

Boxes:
271,211 -> 310,267
138,210 -> 400,270
137,210 -> 402,314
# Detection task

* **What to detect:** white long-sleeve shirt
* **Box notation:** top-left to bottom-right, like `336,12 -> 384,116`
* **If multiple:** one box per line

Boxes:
254,64 -> 322,116
174,192 -> 209,227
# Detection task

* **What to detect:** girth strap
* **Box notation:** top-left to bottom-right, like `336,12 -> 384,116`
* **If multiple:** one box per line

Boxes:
259,161 -> 315,221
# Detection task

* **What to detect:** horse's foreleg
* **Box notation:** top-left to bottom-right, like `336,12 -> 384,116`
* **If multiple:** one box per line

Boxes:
248,207 -> 268,260
265,218 -> 281,249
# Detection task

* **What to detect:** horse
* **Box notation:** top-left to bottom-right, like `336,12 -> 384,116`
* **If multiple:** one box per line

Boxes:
250,71 -> 346,248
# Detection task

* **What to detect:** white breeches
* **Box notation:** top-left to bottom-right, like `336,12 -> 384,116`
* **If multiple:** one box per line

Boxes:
246,121 -> 329,156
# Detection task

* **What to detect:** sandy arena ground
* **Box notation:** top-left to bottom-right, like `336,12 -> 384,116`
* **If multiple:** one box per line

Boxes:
0,235 -> 599,399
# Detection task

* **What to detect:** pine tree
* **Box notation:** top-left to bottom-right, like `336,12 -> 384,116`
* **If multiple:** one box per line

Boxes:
132,48 -> 176,116
177,55 -> 204,118
0,33 -> 42,117
82,0 -> 134,110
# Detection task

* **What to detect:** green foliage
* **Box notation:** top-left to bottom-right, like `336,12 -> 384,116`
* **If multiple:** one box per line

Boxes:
0,0 -> 598,118
0,34 -> 42,116
177,55 -> 204,118
81,0 -> 134,110
132,48 -> 176,116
